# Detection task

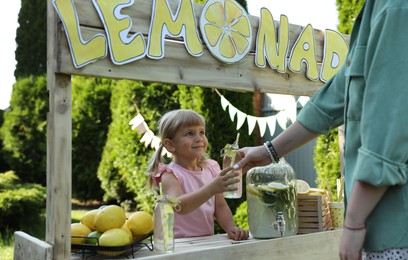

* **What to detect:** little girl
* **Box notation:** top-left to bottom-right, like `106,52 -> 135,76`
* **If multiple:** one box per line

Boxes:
147,109 -> 249,241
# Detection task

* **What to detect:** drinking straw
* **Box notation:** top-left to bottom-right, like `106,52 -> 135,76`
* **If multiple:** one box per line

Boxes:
229,133 -> 240,167
159,182 -> 172,252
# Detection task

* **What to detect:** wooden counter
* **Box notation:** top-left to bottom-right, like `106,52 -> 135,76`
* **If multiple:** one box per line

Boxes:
71,229 -> 342,260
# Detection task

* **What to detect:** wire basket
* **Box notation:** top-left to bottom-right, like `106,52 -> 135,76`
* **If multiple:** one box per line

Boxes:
71,232 -> 154,259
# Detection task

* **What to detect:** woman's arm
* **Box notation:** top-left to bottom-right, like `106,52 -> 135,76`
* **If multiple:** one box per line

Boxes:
237,121 -> 320,173
339,181 -> 388,259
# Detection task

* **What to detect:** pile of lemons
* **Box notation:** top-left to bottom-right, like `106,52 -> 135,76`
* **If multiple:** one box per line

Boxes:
71,205 -> 153,255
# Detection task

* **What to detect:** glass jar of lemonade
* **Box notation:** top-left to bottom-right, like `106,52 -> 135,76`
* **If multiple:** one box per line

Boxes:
246,158 -> 298,238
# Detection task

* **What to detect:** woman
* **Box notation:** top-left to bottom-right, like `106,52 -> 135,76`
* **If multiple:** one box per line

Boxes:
235,1 -> 408,259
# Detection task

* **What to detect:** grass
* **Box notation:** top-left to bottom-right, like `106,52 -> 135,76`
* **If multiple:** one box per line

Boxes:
0,204 -> 99,260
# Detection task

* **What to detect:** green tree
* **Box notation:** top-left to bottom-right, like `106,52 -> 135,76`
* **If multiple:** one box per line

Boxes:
97,80 -> 180,212
71,76 -> 113,201
336,0 -> 365,34
0,110 -> 10,173
0,76 -> 48,185
14,0 -> 47,78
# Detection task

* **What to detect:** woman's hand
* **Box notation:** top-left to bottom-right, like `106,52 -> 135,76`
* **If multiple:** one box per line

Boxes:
339,228 -> 366,260
235,145 -> 272,173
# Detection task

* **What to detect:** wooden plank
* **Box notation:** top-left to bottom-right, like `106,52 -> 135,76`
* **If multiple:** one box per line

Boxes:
47,0 -> 72,259
129,231 -> 342,260
14,231 -> 53,260
57,27 -> 323,96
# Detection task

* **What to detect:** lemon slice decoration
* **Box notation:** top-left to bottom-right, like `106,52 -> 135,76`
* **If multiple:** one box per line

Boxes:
295,179 -> 310,195
200,0 -> 253,63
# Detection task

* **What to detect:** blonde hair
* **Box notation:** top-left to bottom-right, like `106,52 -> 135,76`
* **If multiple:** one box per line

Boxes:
146,109 -> 207,188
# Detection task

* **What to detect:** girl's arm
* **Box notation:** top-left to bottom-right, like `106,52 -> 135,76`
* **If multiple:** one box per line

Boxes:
214,193 -> 249,240
160,166 -> 238,214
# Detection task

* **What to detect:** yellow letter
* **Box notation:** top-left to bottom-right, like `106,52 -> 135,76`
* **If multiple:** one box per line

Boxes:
52,0 -> 107,68
93,0 -> 146,64
147,0 -> 203,59
320,29 -> 349,82
255,9 -> 289,73
289,24 -> 319,80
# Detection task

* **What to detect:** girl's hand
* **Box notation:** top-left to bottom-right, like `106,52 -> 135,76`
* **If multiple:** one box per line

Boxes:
339,228 -> 366,260
209,166 -> 240,195
227,227 -> 249,241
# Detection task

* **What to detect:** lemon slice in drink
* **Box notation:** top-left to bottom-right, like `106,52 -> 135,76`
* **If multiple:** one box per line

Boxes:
200,0 -> 252,63
268,182 -> 289,190
257,182 -> 288,193
295,179 -> 310,195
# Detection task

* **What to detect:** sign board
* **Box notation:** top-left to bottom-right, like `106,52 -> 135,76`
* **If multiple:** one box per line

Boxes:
52,0 -> 349,96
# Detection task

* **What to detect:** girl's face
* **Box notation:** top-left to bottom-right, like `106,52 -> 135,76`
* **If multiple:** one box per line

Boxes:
167,124 -> 208,161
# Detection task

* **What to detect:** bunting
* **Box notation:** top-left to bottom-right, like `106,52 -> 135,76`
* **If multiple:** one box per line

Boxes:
129,114 -> 172,157
130,92 -> 309,152
214,89 -> 309,137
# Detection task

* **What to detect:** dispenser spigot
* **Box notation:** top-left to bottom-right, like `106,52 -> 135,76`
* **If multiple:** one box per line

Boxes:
273,211 -> 286,237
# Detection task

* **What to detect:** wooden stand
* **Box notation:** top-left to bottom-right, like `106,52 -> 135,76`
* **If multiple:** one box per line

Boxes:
297,194 -> 332,234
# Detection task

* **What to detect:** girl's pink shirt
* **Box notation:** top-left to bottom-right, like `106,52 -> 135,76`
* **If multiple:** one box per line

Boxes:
153,160 -> 220,238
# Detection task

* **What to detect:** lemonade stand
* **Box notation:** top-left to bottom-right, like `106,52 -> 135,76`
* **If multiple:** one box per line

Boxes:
13,0 -> 348,259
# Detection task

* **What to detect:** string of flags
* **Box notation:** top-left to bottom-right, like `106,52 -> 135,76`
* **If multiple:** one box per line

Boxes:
214,89 -> 309,137
129,90 -> 310,152
128,114 -> 172,157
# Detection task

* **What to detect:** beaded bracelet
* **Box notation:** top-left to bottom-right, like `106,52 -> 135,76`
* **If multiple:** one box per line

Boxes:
263,143 -> 275,163
343,224 -> 366,231
264,141 -> 280,163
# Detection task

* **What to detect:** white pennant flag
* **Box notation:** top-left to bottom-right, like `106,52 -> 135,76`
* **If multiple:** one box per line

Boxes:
129,114 -> 145,130
257,117 -> 268,137
228,105 -> 238,122
298,96 -> 310,107
236,110 -> 247,130
277,111 -> 288,130
151,136 -> 161,150
267,116 -> 277,136
220,95 -> 229,111
140,130 -> 154,147
134,121 -> 149,135
287,104 -> 297,123
247,115 -> 257,135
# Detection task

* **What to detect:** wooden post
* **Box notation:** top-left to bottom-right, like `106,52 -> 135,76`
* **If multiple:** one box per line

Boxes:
14,231 -> 53,260
46,0 -> 72,259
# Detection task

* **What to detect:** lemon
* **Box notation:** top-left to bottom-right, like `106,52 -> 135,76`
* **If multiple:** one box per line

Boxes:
85,230 -> 103,245
97,228 -> 132,256
307,188 -> 326,195
121,223 -> 134,242
71,223 -> 92,244
295,179 -> 311,195
126,211 -> 154,239
268,181 -> 289,190
93,205 -> 126,233
200,0 -> 252,63
80,209 -> 99,231
246,184 -> 261,197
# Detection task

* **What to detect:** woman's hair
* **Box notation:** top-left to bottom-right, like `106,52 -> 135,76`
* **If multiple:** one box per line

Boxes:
146,109 -> 207,188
